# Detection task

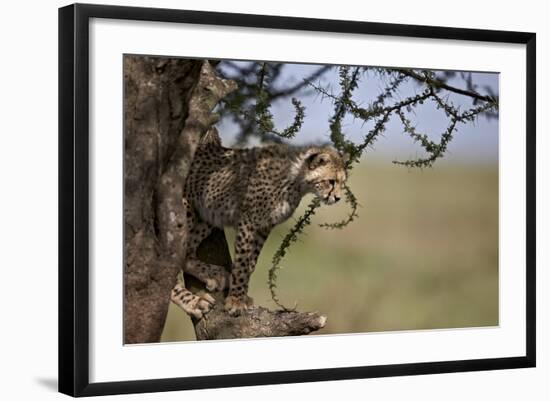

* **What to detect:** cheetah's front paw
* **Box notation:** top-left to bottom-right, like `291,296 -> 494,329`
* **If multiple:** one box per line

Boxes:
171,284 -> 215,320
224,294 -> 254,316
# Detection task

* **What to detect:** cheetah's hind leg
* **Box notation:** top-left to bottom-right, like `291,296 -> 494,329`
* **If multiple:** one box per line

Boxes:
170,198 -> 215,319
184,259 -> 230,292
183,219 -> 230,292
171,283 -> 215,320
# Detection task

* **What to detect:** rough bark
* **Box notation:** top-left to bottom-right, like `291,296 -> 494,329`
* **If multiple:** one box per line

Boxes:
124,55 -> 204,344
124,56 -> 326,344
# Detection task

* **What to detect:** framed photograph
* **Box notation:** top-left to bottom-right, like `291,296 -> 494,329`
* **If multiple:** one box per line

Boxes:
58,3 -> 536,397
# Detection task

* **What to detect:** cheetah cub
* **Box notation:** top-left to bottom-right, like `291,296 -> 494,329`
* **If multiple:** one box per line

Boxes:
171,128 -> 347,317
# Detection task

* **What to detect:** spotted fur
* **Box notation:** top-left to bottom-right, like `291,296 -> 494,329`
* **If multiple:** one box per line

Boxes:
172,128 -> 347,317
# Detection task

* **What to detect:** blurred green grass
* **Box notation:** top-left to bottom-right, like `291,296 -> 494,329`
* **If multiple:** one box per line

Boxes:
161,161 -> 498,342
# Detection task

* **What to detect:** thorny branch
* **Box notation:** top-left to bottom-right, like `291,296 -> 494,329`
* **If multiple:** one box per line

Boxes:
393,68 -> 499,105
218,61 -> 328,144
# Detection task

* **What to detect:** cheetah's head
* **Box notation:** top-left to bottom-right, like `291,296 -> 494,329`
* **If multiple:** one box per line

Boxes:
303,147 -> 347,205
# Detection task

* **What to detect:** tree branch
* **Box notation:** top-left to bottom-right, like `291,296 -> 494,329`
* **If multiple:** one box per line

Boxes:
394,68 -> 498,104
156,61 -> 237,265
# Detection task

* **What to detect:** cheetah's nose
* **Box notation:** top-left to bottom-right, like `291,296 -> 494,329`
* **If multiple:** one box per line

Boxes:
334,196 -> 341,203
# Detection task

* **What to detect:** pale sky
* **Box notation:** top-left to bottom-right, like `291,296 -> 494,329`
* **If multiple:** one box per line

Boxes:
218,62 -> 499,165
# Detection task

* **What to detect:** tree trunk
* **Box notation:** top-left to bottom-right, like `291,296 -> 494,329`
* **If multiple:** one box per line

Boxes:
124,56 -> 326,344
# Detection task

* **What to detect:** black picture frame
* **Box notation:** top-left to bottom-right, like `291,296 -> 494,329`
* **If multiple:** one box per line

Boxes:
58,3 -> 536,397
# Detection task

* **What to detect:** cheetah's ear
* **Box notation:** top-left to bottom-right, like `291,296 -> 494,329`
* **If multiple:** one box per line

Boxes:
306,152 -> 330,170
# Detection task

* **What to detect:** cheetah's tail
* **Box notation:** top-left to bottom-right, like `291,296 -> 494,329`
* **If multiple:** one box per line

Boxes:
200,127 -> 222,147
